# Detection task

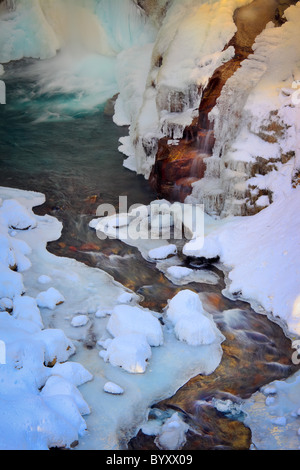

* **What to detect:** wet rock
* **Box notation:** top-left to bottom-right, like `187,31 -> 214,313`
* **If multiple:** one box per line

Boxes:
103,94 -> 119,117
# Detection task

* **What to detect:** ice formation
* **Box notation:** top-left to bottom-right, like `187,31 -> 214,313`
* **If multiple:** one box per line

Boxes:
114,0 -> 251,178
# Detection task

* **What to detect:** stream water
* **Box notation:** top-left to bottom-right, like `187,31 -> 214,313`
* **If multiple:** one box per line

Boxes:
0,60 -> 299,450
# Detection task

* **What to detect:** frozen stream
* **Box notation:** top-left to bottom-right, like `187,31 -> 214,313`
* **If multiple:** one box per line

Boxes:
0,60 -> 299,450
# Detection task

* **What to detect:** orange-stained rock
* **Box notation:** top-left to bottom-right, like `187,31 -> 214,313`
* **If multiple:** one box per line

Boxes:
79,243 -> 100,251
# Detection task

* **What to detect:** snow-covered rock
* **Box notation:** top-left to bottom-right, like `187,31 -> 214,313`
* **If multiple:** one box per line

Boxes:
166,290 -> 222,346
71,315 -> 89,328
184,187 -> 300,336
36,287 -> 65,310
107,305 -> 163,347
103,382 -> 124,395
148,244 -> 177,260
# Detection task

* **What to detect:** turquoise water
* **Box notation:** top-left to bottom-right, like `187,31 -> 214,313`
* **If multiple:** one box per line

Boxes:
0,59 -> 155,209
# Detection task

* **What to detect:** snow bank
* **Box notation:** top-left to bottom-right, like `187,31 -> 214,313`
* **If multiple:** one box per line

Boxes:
103,381 -> 124,395
71,315 -> 89,328
166,266 -> 193,279
184,187 -> 300,336
100,333 -> 152,374
99,304 -> 163,373
36,287 -> 65,310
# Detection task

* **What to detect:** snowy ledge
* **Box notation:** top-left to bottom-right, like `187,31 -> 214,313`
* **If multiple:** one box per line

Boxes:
183,187 -> 300,338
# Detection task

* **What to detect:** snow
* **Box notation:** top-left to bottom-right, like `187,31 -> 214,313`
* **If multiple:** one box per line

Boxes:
40,375 -> 90,416
0,199 -> 37,230
50,362 -> 93,387
71,315 -> 89,328
34,329 -> 75,365
3,0 -> 300,451
117,292 -> 136,304
0,263 -> 24,299
166,266 -> 193,279
13,295 -> 43,329
90,198 -> 205,262
0,298 -> 13,312
188,2 -> 300,217
100,333 -> 152,374
156,257 -> 220,286
107,305 -> 164,348
155,412 -> 189,451
38,275 -> 52,284
166,290 -> 223,346
184,187 -> 300,336
242,370 -> 300,450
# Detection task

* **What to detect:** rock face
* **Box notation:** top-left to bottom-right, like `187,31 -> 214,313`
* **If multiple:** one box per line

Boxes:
149,0 -> 298,209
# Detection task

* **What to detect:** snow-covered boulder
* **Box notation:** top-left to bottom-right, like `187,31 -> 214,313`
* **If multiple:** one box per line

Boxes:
107,305 -> 163,347
166,290 -> 221,346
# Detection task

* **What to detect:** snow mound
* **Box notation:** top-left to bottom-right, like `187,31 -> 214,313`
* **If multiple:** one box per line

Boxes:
71,315 -> 89,328
107,305 -> 163,348
166,290 -> 221,346
100,333 -> 152,374
0,199 -> 37,231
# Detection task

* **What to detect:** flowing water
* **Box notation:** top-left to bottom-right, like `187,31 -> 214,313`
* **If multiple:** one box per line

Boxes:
0,60 -> 299,450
